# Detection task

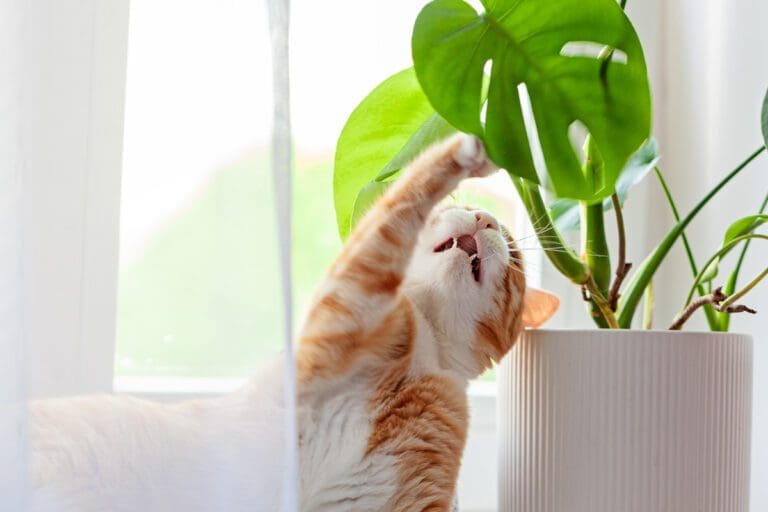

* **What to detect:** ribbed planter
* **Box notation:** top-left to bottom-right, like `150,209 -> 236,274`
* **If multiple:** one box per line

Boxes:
498,329 -> 753,512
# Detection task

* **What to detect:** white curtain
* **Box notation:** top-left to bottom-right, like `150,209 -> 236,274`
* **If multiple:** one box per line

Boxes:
0,0 -> 298,510
268,0 -> 299,509
0,1 -> 26,508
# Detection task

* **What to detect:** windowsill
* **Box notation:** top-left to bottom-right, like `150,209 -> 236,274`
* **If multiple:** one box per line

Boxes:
114,376 -> 497,398
114,376 -> 246,396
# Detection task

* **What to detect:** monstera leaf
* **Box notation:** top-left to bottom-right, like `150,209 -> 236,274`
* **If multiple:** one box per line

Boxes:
333,68 -> 455,239
412,0 -> 651,201
549,138 -> 660,232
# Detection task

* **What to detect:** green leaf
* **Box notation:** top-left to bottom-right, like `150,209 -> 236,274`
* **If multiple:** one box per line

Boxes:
412,0 -> 651,201
724,214 -> 768,246
700,214 -> 768,283
550,138 -> 659,232
762,87 -> 768,150
614,138 -> 660,202
549,197 -> 582,233
333,68 -> 456,239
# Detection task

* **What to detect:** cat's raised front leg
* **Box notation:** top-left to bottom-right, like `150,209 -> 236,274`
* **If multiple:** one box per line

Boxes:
297,134 -> 495,382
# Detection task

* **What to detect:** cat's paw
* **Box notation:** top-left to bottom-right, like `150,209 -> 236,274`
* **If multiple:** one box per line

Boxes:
453,134 -> 497,178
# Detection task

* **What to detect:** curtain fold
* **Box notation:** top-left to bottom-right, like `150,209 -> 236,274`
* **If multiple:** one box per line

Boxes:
267,0 -> 299,510
0,0 -> 27,508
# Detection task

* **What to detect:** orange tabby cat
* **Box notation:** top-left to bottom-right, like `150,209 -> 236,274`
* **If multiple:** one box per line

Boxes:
296,133 -> 558,511
28,133 -> 557,512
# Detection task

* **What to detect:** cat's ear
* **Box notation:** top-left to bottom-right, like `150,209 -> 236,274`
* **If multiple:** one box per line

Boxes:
521,288 -> 560,328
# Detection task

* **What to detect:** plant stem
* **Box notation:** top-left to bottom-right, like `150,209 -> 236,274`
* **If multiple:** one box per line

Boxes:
512,176 -> 588,284
580,137 -> 613,326
608,193 -> 631,311
583,202 -> 611,292
652,167 -> 701,276
582,202 -> 611,327
683,233 -> 768,307
720,191 -> 768,329
669,287 -> 728,331
670,285 -> 758,331
584,275 -> 619,328
732,193 -> 768,277
617,146 -> 766,328
652,166 -> 718,328
718,266 -> 768,310
511,176 -> 623,326
581,141 -> 611,293
642,282 -> 654,329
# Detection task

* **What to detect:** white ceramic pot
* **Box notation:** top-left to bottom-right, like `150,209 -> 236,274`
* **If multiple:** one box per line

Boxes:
498,329 -> 753,512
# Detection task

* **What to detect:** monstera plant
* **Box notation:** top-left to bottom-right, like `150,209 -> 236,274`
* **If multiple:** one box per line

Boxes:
333,0 -> 768,330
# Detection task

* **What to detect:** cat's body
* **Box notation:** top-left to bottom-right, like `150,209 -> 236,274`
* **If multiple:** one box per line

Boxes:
29,366 -> 288,511
29,134 -> 557,511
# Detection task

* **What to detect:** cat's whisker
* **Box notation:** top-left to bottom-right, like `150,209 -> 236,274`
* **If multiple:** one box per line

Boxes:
514,246 -> 609,258
512,215 -> 560,240
482,249 -> 535,276
513,233 -> 565,244
514,233 -> 563,241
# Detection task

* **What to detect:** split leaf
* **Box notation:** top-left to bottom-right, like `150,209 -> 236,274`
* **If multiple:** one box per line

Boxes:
412,0 -> 651,201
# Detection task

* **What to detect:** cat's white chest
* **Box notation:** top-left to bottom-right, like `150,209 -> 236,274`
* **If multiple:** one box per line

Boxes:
298,386 -> 397,512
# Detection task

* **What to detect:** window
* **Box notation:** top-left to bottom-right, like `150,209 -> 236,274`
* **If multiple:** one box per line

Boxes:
117,0 -> 281,379
117,0 -> 529,380
117,2 -> 531,510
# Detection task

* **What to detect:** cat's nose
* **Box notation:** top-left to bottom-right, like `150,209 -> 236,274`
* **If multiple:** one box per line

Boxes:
474,211 -> 498,231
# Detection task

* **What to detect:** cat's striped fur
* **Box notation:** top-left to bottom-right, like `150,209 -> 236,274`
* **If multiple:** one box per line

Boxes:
296,133 -> 558,510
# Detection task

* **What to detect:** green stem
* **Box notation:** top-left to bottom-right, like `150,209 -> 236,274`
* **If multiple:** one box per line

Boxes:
581,138 -> 612,326
719,266 -> 768,310
733,193 -> 768,276
512,177 -> 588,284
720,191 -> 768,329
617,146 -> 766,328
584,275 -> 619,328
683,234 -> 768,307
582,142 -> 612,294
652,167 -> 700,276
652,167 -> 718,328
642,282 -> 654,329
583,201 -> 611,327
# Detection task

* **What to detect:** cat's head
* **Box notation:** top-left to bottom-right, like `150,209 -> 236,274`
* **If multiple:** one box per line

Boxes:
404,205 -> 559,378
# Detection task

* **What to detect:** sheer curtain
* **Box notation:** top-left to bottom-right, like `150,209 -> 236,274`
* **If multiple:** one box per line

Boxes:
1,1 -> 26,508
268,0 -> 299,509
0,0 -> 298,510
